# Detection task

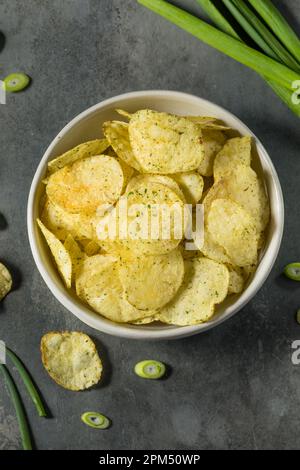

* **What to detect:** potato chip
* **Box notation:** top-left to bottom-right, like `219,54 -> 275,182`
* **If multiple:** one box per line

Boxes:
98,181 -> 188,256
103,121 -> 142,171
41,198 -> 95,241
173,172 -> 204,205
80,239 -> 100,256
47,139 -> 109,174
159,257 -> 229,325
198,130 -> 227,177
37,219 -> 72,288
125,174 -> 185,201
195,182 -> 232,264
185,116 -> 230,130
76,255 -> 157,322
119,249 -> 184,310
227,265 -> 245,294
116,109 -> 132,120
222,166 -> 270,233
128,110 -> 204,173
207,199 -> 259,267
64,234 -> 84,282
214,136 -> 251,181
40,331 -> 102,391
46,155 -> 124,215
131,315 -> 159,325
0,263 -> 12,301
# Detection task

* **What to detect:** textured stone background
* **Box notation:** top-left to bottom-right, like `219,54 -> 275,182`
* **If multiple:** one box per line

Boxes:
0,0 -> 300,450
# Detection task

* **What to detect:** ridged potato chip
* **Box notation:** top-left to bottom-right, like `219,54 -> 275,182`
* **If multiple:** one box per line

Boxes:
119,249 -> 184,311
222,166 -> 270,233
227,265 -> 245,294
0,263 -> 12,301
198,130 -> 227,176
103,121 -> 142,171
47,139 -> 109,174
40,331 -> 102,391
214,136 -> 251,181
207,199 -> 259,267
173,172 -> 204,205
37,219 -> 72,288
76,255 -> 157,322
41,198 -> 95,241
47,155 -> 125,215
126,174 -> 185,201
159,257 -> 229,325
100,181 -> 188,256
128,110 -> 204,173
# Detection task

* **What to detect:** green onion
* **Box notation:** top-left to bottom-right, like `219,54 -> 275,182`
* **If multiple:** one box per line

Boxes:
196,0 -> 240,39
0,364 -> 32,450
284,263 -> 300,281
222,0 -> 278,60
138,0 -> 299,91
230,0 -> 300,71
195,0 -> 300,116
248,0 -> 300,62
134,360 -> 166,379
6,348 -> 46,417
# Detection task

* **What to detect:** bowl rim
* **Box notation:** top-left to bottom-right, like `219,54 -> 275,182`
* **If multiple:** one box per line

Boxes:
27,90 -> 284,340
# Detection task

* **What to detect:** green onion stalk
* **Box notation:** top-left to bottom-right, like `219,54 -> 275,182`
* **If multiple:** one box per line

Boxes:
138,0 -> 300,116
0,364 -> 33,450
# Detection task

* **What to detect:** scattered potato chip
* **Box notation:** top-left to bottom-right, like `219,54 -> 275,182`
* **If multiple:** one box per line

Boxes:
128,110 -> 204,173
64,234 -> 84,282
197,130 -> 227,176
37,219 -> 72,288
214,136 -> 252,181
222,166 -> 270,233
40,331 -> 102,391
103,121 -> 142,171
47,139 -> 109,174
41,198 -> 95,241
227,265 -> 245,294
173,172 -> 204,205
159,257 -> 229,325
119,249 -> 184,310
0,263 -> 12,301
126,174 -> 185,201
76,255 -> 157,322
46,155 -> 124,215
207,199 -> 259,267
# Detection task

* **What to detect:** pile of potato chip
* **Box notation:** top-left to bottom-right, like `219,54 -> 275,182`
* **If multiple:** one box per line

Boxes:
38,109 -> 269,326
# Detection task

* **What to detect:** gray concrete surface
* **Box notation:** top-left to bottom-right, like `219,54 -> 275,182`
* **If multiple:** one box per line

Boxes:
0,0 -> 300,450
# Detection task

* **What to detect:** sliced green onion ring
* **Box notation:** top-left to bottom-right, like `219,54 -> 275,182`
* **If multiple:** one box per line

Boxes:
296,309 -> 300,325
134,360 -> 166,379
3,73 -> 30,92
81,412 -> 110,429
284,263 -> 300,281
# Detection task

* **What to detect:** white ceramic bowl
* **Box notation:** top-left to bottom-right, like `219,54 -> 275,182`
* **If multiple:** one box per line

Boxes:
27,91 -> 284,340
